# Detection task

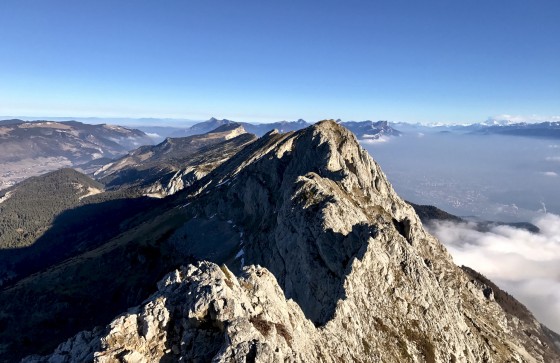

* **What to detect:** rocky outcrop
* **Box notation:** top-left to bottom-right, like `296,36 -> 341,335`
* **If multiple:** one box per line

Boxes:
24,259 -> 560,362
22,262 -> 321,363
20,121 -> 560,362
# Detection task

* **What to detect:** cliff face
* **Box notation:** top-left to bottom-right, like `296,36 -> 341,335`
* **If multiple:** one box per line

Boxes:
23,121 -> 559,362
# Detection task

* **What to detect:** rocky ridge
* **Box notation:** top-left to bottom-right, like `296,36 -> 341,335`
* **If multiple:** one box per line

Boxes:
94,124 -> 256,197
20,121 -> 560,362
171,118 -> 312,137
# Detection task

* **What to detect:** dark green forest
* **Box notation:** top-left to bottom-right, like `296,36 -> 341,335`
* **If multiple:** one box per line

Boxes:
0,168 -> 103,249
0,168 -> 159,288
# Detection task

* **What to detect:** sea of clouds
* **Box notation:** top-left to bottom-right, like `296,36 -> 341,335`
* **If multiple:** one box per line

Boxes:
428,213 -> 560,333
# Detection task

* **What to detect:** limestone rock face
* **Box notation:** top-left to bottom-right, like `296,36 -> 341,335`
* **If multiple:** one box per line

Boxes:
23,260 -> 560,363
24,120 -> 560,362
22,262 -> 321,363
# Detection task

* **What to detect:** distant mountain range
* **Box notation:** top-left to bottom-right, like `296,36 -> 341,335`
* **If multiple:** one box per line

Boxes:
148,116 -> 560,142
4,116 -> 560,194
471,121 -> 560,138
0,117 -> 401,195
0,120 -> 153,190
7,116 -> 560,140
169,117 -> 401,139
0,120 -> 152,160
392,120 -> 560,139
0,116 -> 199,128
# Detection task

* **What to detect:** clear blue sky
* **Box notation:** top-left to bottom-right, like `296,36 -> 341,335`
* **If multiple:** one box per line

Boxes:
1,0 -> 559,123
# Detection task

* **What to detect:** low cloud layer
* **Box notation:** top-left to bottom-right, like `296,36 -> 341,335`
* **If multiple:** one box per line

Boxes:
145,132 -> 161,139
428,213 -> 560,333
359,135 -> 391,144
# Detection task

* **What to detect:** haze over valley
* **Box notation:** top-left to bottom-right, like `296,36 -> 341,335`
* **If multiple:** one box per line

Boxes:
363,127 -> 560,223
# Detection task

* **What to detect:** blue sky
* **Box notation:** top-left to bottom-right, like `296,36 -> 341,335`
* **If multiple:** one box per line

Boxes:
0,0 -> 559,124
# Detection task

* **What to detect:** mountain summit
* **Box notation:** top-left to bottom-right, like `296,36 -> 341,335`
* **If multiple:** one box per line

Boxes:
17,121 -> 560,362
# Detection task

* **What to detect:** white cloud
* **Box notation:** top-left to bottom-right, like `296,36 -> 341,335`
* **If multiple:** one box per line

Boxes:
541,171 -> 558,177
359,136 -> 391,144
546,156 -> 560,162
487,114 -> 560,124
428,213 -> 560,333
